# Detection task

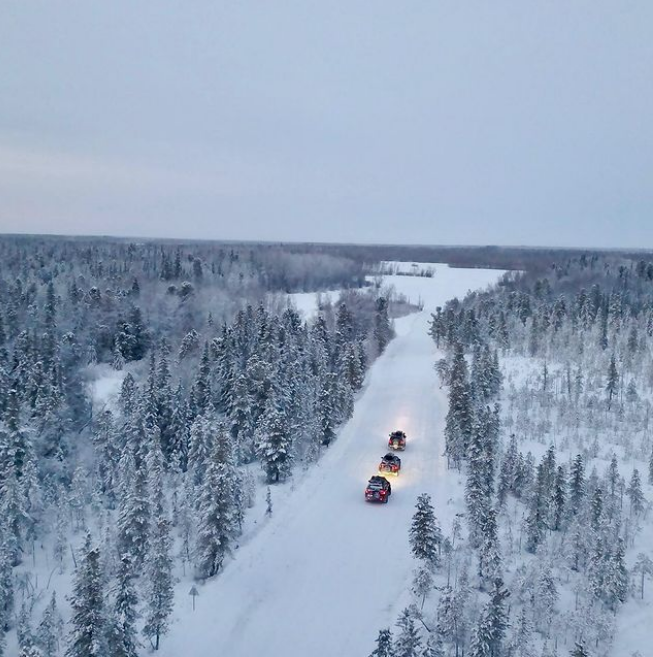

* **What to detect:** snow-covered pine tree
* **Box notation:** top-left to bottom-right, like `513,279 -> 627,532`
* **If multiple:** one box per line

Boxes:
168,383 -> 190,470
228,373 -> 254,463
421,633 -> 445,657
119,373 -> 138,420
533,567 -> 558,637
605,455 -> 621,520
552,465 -> 567,531
343,342 -> 364,392
435,587 -> 458,654
369,629 -> 395,657
444,342 -> 473,468
478,508 -> 502,588
91,410 -> 119,506
507,609 -> 536,657
195,424 -> 240,578
155,351 -> 174,458
106,556 -> 139,657
605,354 -> 618,410
626,468 -> 645,516
497,434 -> 518,505
632,553 -> 653,599
189,342 -> 212,418
334,302 -> 355,359
602,538 -> 628,611
142,512 -> 174,651
374,296 -> 393,355
568,454 -> 585,517
468,579 -> 509,657
65,535 -> 105,657
17,602 -> 35,653
411,564 -> 434,610
256,405 -> 292,483
36,592 -> 63,657
0,527 -> 15,654
187,411 -> 214,488
465,405 -> 496,548
526,461 -> 550,553
409,493 -> 442,568
112,344 -> 125,371
394,607 -> 422,657
116,441 -> 149,573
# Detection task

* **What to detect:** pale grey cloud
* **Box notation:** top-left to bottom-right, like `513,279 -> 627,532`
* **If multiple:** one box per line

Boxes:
0,1 -> 651,247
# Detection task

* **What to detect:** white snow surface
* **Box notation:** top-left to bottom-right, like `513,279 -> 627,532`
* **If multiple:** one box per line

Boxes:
161,265 -> 504,657
284,288 -> 342,319
86,363 -> 129,413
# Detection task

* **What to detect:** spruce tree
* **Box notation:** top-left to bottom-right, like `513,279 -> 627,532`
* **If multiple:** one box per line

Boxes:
508,609 -> 536,657
632,553 -> 653,599
626,468 -> 645,516
465,405 -> 496,548
370,629 -> 395,657
374,297 -> 393,355
106,556 -> 139,657
411,564 -> 434,610
552,465 -> 566,531
394,608 -> 422,657
256,406 -> 292,483
478,508 -> 502,588
188,412 -> 214,487
17,602 -> 35,653
497,435 -> 518,505
421,634 -> 445,657
469,579 -> 509,657
142,514 -> 174,651
119,374 -> 138,419
444,342 -> 472,468
37,592 -> 62,657
526,461 -> 549,553
569,455 -> 585,515
195,427 -> 239,578
189,342 -> 212,417
0,527 -> 15,644
409,494 -> 442,567
603,538 -> 628,611
65,535 -> 105,657
116,442 -> 150,572
605,355 -> 618,409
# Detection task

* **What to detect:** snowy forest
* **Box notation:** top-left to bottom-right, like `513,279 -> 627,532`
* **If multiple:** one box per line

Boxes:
0,235 -> 395,656
371,255 -> 653,657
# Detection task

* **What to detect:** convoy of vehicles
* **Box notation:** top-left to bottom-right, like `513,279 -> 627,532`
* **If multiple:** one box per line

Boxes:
365,430 -> 407,503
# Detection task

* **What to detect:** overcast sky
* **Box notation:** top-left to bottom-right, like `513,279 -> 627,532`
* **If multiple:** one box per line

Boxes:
1,2 -> 652,248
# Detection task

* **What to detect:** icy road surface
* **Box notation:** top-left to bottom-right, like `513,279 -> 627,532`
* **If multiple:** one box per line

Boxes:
161,265 -> 506,657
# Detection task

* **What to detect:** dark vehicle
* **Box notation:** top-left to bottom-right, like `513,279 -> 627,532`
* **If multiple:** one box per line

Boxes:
378,452 -> 402,476
365,475 -> 392,503
388,430 -> 407,451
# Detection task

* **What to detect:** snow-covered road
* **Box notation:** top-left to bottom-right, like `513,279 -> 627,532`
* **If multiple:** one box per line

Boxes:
161,265 -> 505,657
